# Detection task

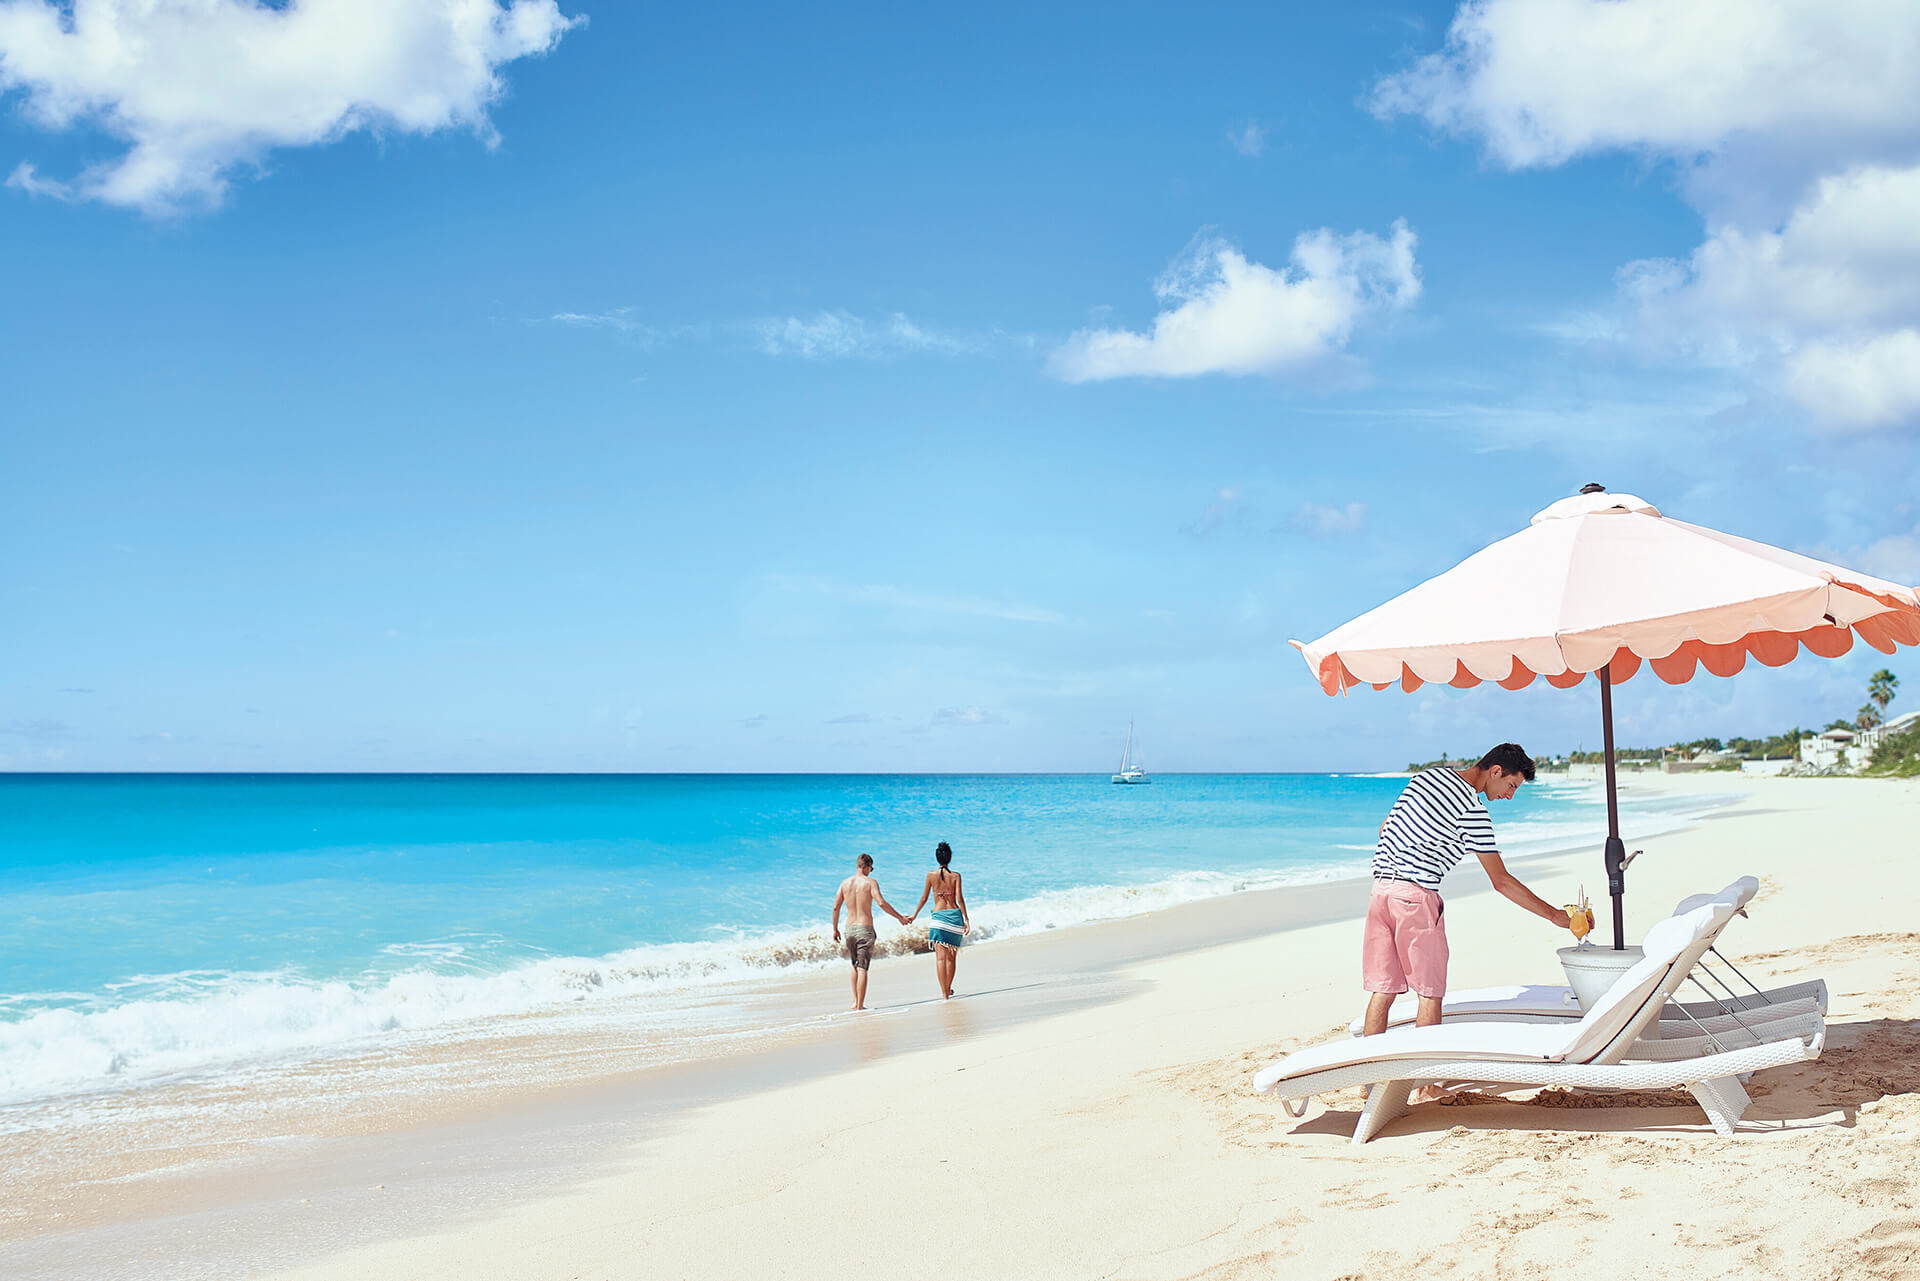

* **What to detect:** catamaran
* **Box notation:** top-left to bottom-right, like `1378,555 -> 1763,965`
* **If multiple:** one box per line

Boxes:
1112,721 -> 1150,784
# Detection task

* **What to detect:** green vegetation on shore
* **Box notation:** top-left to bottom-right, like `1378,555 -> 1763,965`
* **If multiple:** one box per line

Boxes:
1402,672 -> 1904,776
1867,719 -> 1920,777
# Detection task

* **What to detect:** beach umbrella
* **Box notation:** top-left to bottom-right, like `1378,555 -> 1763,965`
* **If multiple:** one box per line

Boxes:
1293,484 -> 1920,950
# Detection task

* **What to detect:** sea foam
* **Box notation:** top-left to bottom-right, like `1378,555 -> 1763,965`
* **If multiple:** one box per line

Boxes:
0,861 -> 1360,1108
0,782 -> 1734,1110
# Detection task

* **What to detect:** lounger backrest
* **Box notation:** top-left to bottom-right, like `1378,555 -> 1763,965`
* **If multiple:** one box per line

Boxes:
1557,903 -> 1731,1063
1672,876 -> 1759,917
1592,898 -> 1744,1063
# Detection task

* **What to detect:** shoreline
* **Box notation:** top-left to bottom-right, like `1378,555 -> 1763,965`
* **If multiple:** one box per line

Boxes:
8,772 -> 1904,1279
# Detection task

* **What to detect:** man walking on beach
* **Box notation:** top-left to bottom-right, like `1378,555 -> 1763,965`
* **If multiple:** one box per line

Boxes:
1362,743 -> 1570,1037
832,854 -> 908,1011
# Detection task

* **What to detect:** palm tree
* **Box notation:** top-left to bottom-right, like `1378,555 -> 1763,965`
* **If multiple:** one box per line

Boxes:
1857,703 -> 1883,732
1868,669 -> 1899,717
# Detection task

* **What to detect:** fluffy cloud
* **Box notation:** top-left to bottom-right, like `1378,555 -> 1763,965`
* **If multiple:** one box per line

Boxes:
1371,0 -> 1920,175
0,0 -> 578,213
1374,0 -> 1920,431
1621,164 -> 1920,357
1783,332 -> 1920,431
1049,221 -> 1420,382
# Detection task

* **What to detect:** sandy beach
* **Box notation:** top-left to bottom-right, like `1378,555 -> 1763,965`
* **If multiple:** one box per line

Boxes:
9,772 -> 1919,1280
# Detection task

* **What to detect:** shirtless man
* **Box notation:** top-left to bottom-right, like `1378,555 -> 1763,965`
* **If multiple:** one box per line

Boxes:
832,854 -> 908,1011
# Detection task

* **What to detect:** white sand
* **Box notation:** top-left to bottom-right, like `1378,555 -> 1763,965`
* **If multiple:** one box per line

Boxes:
233,773 -> 1920,1281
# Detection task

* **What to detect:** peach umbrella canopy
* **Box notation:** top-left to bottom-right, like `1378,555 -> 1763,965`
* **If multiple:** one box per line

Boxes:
1293,490 -> 1920,697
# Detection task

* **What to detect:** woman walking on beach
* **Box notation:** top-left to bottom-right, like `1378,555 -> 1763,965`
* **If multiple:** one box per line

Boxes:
906,841 -> 969,1000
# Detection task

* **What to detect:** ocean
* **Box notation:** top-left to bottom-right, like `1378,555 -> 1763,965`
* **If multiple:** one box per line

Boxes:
0,772 -> 1728,1111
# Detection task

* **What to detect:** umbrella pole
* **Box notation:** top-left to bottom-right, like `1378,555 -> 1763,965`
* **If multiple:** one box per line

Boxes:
1599,666 -> 1628,950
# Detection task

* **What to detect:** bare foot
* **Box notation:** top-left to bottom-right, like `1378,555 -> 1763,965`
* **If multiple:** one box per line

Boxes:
1412,1084 -> 1455,1105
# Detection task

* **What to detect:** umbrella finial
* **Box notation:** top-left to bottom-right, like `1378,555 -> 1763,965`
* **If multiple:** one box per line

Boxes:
1579,482 -> 1607,495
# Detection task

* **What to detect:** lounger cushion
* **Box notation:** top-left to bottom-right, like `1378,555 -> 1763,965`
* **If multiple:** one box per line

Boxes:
1258,904 -> 1726,1094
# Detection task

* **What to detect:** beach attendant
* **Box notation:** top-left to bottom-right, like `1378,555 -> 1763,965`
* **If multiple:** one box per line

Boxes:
832,854 -> 909,1011
1361,744 -> 1571,1040
906,841 -> 970,1000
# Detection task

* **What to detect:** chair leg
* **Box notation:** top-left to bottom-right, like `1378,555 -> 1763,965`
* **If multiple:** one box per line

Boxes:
1688,1075 -> 1751,1136
1352,1078 -> 1414,1144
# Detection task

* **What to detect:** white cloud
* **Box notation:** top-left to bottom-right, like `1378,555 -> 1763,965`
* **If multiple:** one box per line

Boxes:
1293,500 -> 1368,535
1621,164 -> 1920,361
538,309 -> 703,349
0,0 -> 579,213
1370,0 -> 1920,174
1049,222 -> 1420,382
547,309 -> 642,332
1374,0 -> 1920,432
752,310 -> 975,360
1226,120 -> 1266,158
5,160 -> 69,198
1784,332 -> 1920,430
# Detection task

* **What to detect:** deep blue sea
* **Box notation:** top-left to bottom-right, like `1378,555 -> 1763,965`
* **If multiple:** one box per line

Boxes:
0,772 -> 1724,1106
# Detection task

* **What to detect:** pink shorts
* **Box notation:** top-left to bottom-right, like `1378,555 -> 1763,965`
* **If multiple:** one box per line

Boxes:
1362,879 -> 1449,999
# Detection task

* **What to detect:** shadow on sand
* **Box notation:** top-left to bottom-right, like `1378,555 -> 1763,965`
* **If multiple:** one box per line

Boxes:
1285,1016 -> 1920,1141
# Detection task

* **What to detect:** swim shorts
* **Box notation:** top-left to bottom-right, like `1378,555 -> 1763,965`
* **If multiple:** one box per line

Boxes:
1361,878 -> 1448,999
844,924 -> 876,970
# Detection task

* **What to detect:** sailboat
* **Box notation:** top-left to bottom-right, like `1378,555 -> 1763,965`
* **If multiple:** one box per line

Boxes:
1111,721 -> 1150,784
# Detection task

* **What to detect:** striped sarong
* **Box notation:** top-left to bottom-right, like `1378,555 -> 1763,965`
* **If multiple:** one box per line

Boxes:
927,907 -> 965,948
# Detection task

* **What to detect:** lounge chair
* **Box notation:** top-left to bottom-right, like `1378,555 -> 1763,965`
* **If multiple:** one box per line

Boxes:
1349,878 -> 1828,1045
1253,903 -> 1825,1143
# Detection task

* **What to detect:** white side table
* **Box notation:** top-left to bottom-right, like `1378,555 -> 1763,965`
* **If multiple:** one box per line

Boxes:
1558,944 -> 1646,1012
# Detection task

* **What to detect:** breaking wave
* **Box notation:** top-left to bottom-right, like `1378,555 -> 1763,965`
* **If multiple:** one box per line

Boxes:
0,862 -> 1359,1108
0,782 -> 1734,1109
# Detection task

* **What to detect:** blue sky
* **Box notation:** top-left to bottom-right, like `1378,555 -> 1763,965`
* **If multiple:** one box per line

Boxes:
3,1 -> 1918,772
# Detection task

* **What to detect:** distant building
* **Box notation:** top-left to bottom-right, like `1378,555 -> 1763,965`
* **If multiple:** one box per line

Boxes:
1858,708 -> 1920,755
1799,727 -> 1861,772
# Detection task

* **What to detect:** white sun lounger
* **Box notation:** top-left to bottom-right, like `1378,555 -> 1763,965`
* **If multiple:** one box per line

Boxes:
1255,903 -> 1825,1143
1350,877 -> 1828,1043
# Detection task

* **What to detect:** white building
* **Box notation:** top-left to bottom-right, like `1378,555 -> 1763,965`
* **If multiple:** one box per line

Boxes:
1799,727 -> 1861,772
1857,708 -> 1920,755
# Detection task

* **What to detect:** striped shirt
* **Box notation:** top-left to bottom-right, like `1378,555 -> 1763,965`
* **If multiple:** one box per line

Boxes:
1372,767 -> 1497,891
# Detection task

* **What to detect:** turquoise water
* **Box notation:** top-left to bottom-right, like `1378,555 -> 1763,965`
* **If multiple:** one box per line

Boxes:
0,772 -> 1719,1104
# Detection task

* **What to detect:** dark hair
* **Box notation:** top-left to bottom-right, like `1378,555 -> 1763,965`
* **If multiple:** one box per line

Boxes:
1477,743 -> 1536,781
935,841 -> 952,880
857,853 -> 873,870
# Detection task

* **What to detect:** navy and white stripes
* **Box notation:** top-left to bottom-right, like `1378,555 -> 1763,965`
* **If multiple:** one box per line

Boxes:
1372,767 -> 1496,891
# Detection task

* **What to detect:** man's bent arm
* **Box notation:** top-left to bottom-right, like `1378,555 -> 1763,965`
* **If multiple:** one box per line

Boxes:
832,884 -> 845,939
1475,850 -> 1571,928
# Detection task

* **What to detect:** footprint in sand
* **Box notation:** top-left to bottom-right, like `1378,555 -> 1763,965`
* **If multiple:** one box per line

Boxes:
1855,1215 -> 1920,1279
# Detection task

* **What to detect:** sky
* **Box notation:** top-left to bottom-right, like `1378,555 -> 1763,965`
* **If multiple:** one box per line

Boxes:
2,0 -> 1918,773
